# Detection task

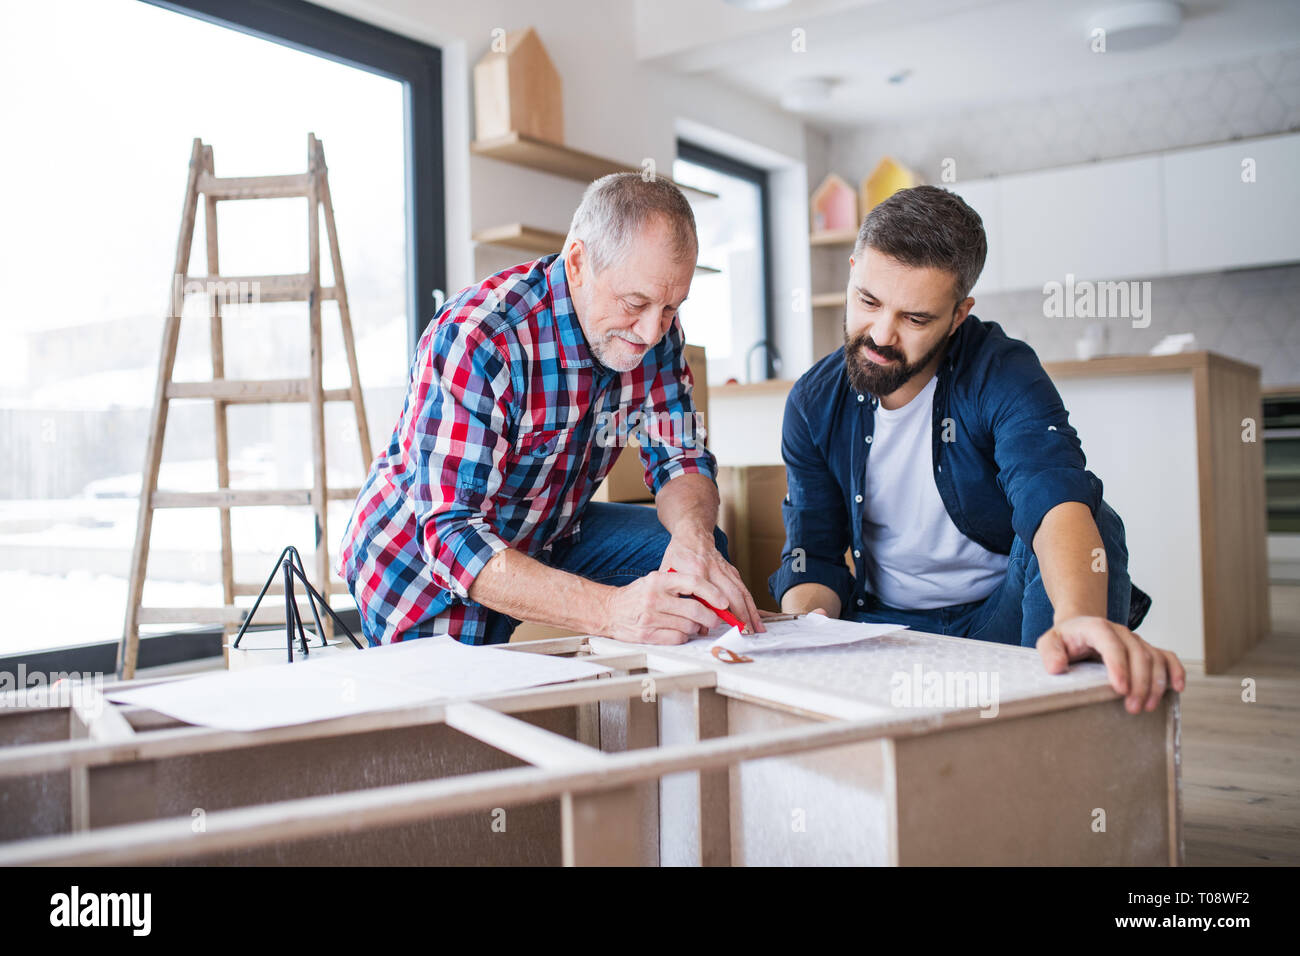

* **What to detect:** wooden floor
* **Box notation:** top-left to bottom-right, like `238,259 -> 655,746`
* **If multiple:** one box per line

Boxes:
1180,584 -> 1300,865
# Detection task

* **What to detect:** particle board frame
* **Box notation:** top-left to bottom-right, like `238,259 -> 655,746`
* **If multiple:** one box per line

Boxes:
0,635 -> 1182,867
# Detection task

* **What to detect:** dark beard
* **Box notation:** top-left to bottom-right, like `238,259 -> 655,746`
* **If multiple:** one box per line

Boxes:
843,322 -> 951,397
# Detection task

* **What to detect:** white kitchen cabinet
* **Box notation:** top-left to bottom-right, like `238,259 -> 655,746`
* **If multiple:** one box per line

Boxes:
999,154 -> 1165,290
1162,133 -> 1300,273
946,178 -> 1003,295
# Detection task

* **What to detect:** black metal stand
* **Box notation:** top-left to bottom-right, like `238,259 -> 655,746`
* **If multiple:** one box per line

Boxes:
232,546 -> 364,663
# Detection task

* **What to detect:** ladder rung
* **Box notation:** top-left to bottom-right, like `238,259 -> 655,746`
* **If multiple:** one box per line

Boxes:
197,172 -> 313,200
149,488 -> 362,508
139,602 -> 336,626
153,490 -> 311,508
178,274 -> 337,303
166,379 -> 353,404
232,580 -> 348,597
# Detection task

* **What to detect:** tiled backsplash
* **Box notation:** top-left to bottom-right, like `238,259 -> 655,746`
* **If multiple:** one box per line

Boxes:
825,45 -> 1300,388
974,264 -> 1300,387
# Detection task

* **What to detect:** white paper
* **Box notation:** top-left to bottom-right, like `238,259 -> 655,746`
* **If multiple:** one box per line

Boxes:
709,614 -> 907,660
107,637 -> 609,732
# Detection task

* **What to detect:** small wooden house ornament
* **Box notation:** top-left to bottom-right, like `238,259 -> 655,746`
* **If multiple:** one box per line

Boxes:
473,27 -> 564,144
809,173 -> 858,234
860,156 -> 921,214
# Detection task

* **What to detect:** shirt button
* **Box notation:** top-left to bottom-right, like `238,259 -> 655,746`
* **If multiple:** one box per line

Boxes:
937,465 -> 943,472
857,394 -> 865,402
857,598 -> 864,607
865,435 -> 873,443
854,549 -> 861,558
855,494 -> 863,503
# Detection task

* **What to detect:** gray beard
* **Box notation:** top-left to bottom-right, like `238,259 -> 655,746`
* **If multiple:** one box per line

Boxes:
590,331 -> 649,374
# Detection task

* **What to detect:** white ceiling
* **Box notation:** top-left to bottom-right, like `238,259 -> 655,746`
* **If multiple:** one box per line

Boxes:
635,0 -> 1300,129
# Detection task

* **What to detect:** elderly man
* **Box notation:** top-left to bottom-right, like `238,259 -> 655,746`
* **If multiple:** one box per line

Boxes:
339,173 -> 763,646
771,185 -> 1185,715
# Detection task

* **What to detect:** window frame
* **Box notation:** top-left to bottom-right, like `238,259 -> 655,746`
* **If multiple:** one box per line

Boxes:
1,0 -> 442,678
675,139 -> 776,380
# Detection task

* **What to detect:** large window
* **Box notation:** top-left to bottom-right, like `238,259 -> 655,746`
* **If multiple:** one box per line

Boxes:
672,142 -> 774,384
0,0 -> 442,668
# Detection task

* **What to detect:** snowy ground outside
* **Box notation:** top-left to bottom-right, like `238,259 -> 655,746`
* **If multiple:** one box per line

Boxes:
1,456 -> 358,656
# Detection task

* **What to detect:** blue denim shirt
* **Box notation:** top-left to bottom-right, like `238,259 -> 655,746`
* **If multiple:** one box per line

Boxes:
768,316 -> 1104,615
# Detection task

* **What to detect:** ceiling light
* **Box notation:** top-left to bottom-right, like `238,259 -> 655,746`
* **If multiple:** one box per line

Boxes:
1085,1 -> 1183,52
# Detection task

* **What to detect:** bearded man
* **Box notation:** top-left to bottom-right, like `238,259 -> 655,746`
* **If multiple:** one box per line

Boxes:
770,185 -> 1183,715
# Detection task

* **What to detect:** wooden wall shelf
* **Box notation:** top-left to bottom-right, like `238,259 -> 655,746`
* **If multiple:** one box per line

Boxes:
471,131 -> 718,200
810,228 -> 858,247
473,223 -> 565,254
811,291 -> 846,309
474,223 -> 720,275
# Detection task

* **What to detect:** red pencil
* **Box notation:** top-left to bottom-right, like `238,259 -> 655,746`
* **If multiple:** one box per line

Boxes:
666,567 -> 749,634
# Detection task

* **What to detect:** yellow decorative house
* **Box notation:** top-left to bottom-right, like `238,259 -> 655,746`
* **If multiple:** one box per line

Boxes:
860,156 -> 921,214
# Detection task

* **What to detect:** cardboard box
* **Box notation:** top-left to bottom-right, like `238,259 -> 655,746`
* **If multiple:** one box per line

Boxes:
717,464 -> 788,612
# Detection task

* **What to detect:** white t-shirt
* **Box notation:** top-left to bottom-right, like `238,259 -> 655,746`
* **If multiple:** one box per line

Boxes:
861,374 -> 1009,609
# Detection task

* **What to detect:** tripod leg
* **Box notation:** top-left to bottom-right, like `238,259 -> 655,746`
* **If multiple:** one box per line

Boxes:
287,561 -> 365,649
288,547 -> 328,647
283,558 -> 297,664
233,545 -> 296,649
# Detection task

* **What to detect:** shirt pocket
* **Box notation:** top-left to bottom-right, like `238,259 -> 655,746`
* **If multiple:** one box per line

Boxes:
502,426 -> 581,499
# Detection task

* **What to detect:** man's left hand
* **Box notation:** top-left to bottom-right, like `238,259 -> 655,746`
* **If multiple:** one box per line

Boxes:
659,531 -> 765,635
1036,616 -> 1186,714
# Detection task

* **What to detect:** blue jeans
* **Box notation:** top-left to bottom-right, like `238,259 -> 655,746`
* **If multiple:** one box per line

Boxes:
479,502 -> 730,645
852,499 -> 1133,647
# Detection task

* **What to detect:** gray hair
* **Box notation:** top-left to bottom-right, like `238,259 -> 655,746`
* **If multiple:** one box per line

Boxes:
854,185 -> 988,304
563,173 -> 697,273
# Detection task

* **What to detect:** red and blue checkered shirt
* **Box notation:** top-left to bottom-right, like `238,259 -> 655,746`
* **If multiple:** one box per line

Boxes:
338,253 -> 716,645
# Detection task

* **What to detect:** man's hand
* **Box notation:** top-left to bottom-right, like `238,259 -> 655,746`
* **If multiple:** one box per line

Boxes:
603,569 -> 732,644
660,530 -> 765,634
1036,616 -> 1186,714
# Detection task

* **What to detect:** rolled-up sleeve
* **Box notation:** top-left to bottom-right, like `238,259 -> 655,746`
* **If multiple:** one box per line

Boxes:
640,316 -> 717,495
984,344 -> 1101,548
768,384 -> 855,612
406,319 -> 514,600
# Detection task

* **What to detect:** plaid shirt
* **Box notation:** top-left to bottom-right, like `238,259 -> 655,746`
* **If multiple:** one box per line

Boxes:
338,253 -> 716,645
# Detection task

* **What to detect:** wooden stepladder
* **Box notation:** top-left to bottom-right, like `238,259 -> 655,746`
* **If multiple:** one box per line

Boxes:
118,134 -> 373,679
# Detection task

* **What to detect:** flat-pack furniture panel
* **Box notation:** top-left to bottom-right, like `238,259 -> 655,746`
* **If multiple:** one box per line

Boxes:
725,700 -> 890,866
84,710 -> 579,866
891,696 -> 1178,865
0,634 -> 1180,866
0,707 -> 78,840
595,626 -> 1182,867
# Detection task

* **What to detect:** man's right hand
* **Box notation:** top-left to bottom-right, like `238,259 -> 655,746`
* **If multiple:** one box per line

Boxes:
602,570 -> 730,644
